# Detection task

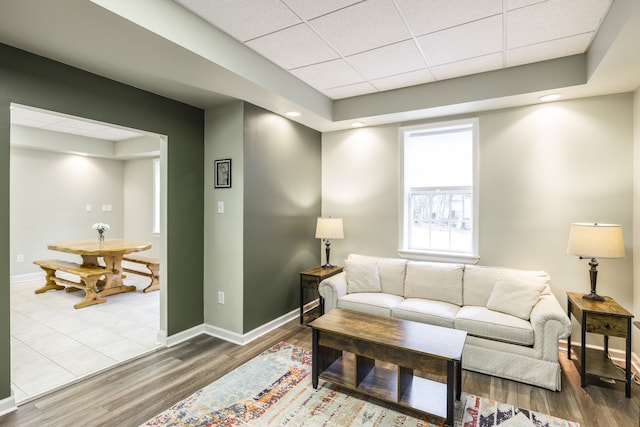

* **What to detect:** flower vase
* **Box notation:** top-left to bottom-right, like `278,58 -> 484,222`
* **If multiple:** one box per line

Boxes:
98,233 -> 105,244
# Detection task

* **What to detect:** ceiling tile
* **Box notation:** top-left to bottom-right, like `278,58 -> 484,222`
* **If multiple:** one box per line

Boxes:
507,0 -> 546,10
308,0 -> 411,56
347,40 -> 426,80
506,33 -> 593,67
171,0 -> 614,100
396,0 -> 502,36
507,0 -> 612,49
323,82 -> 378,99
247,24 -> 339,70
11,105 -> 143,141
418,15 -> 502,66
431,53 -> 503,80
176,0 -> 301,42
371,68 -> 435,91
282,0 -> 361,20
290,59 -> 363,89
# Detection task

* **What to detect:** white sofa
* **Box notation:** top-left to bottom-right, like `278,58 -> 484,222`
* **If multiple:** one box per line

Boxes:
318,254 -> 572,391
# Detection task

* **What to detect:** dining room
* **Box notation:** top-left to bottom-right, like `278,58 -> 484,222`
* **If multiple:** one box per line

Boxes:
8,104 -> 164,403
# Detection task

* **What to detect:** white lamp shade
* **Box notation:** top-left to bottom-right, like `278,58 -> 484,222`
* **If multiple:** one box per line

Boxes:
315,218 -> 344,239
567,223 -> 625,258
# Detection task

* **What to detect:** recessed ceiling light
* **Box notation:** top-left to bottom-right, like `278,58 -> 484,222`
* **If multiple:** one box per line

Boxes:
285,111 -> 301,117
351,122 -> 364,127
539,94 -> 561,102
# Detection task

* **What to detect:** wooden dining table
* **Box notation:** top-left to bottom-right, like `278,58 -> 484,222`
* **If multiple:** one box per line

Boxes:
48,239 -> 152,297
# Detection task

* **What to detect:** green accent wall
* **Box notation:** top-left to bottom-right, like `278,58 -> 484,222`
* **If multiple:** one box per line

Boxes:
0,44 -> 204,400
243,103 -> 321,332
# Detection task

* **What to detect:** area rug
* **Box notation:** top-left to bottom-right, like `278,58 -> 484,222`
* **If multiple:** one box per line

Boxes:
142,342 -> 579,427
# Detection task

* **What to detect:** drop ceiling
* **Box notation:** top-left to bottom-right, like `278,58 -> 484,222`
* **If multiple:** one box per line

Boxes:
0,0 -> 639,132
11,105 -> 144,141
175,0 -> 612,100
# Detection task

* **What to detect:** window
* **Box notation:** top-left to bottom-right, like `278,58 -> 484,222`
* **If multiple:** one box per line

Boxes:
153,158 -> 160,235
400,119 -> 478,262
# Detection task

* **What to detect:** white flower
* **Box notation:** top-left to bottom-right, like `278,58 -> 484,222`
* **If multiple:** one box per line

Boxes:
92,222 -> 110,233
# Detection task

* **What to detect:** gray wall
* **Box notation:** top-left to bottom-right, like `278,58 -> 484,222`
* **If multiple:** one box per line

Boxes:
323,93 -> 635,352
204,102 -> 245,334
243,103 -> 321,332
0,43 -> 204,401
203,102 -> 321,335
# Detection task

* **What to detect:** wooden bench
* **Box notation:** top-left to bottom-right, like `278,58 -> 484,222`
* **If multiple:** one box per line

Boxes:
33,259 -> 112,309
122,254 -> 160,293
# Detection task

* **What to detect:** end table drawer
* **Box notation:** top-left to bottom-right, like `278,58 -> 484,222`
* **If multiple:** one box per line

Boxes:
300,275 -> 320,289
586,314 -> 628,337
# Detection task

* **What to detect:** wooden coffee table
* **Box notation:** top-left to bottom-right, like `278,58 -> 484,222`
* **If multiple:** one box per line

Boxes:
310,308 -> 466,427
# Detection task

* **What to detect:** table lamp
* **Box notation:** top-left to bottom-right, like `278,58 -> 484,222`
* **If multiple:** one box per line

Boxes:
315,217 -> 344,268
567,222 -> 625,302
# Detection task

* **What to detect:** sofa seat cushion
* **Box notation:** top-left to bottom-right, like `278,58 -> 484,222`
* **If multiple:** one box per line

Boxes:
455,306 -> 534,346
392,298 -> 459,328
337,293 -> 404,317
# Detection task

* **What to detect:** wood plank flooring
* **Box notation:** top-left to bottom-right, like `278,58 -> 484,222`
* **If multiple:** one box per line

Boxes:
0,319 -> 638,427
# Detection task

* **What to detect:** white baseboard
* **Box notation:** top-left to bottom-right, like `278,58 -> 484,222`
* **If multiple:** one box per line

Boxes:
0,394 -> 17,417
165,324 -> 205,347
204,305 -> 304,346
10,272 -> 43,285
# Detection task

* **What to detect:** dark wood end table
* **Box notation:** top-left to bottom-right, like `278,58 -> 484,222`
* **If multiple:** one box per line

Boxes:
299,265 -> 343,324
567,291 -> 634,397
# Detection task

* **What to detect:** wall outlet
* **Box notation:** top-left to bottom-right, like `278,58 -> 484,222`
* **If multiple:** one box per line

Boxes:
218,291 -> 225,304
17,254 -> 24,262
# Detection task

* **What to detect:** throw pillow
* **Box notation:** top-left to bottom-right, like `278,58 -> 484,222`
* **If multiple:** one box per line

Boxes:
345,258 -> 381,293
486,273 -> 546,320
348,254 -> 407,296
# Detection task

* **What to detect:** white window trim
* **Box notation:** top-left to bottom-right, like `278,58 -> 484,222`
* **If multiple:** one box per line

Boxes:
398,118 -> 480,264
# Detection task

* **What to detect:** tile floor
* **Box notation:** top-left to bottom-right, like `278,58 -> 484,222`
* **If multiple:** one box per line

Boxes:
10,274 -> 161,404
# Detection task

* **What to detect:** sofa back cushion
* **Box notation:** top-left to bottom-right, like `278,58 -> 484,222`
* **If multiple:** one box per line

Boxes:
462,265 -> 504,306
345,257 -> 381,293
463,265 -> 551,307
347,254 -> 407,296
404,261 -> 464,306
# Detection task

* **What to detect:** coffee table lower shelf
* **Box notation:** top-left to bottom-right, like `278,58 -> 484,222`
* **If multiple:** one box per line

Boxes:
319,355 -> 448,419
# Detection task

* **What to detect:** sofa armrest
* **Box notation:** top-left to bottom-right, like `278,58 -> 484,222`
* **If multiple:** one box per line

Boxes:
529,293 -> 572,360
318,272 -> 347,313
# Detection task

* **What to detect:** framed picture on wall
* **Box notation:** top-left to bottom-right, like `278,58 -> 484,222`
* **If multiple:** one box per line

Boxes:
214,158 -> 232,188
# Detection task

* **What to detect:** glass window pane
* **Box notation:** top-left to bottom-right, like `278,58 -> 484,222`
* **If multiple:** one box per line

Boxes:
402,119 -> 477,257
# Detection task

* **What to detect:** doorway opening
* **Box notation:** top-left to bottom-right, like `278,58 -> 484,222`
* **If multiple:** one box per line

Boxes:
9,104 -> 167,404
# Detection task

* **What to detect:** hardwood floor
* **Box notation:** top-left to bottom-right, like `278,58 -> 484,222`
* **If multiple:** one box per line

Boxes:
0,319 -> 638,426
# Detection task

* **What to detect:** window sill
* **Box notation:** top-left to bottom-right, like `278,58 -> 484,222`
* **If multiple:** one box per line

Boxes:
397,249 -> 479,265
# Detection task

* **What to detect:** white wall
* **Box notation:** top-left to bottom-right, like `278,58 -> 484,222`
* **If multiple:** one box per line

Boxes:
10,128 -> 160,278
124,158 -> 160,258
323,93 -> 634,351
10,147 -> 125,275
633,88 -> 640,352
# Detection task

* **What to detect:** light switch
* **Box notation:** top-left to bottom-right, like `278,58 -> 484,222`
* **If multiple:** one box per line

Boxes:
86,204 -> 92,212
217,201 -> 224,214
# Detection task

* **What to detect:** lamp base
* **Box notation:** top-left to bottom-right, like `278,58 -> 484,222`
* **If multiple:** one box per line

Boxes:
583,292 -> 605,302
321,264 -> 334,269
